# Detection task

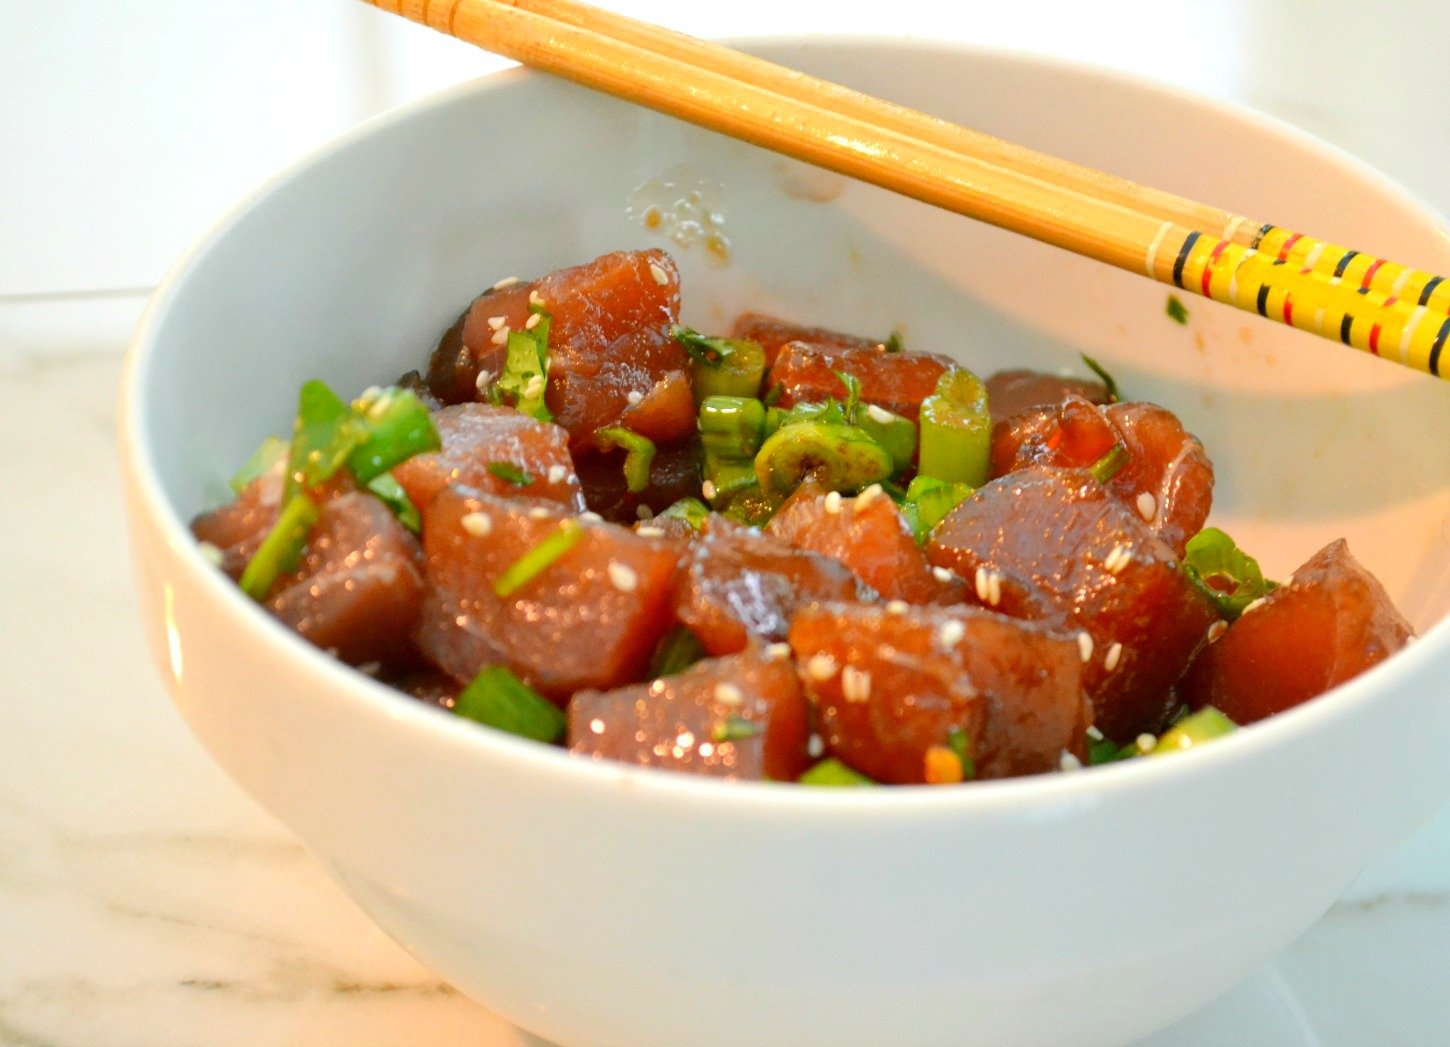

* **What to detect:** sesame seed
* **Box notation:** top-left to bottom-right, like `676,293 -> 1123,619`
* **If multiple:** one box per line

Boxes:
589,717 -> 606,735
490,326 -> 510,346
607,561 -> 639,592
460,511 -> 493,537
974,566 -> 989,602
547,464 -> 567,484
1059,751 -> 1084,772
1135,733 -> 1156,753
1103,642 -> 1123,672
523,374 -> 544,399
701,480 -> 717,500
636,525 -> 665,538
528,506 -> 551,520
765,642 -> 792,661
986,571 -> 1002,607
1136,491 -> 1158,523
1077,631 -> 1094,663
524,312 -> 542,330
841,666 -> 872,703
648,261 -> 670,286
1086,725 -> 1104,741
676,731 -> 696,750
823,490 -> 843,514
579,511 -> 603,523
1103,543 -> 1131,575
807,734 -> 825,759
491,276 -> 520,290
1207,620 -> 1228,643
486,314 -> 507,330
635,505 -> 655,521
474,369 -> 494,393
885,599 -> 909,615
855,483 -> 884,509
806,653 -> 838,680
937,620 -> 966,648
626,389 -> 644,407
196,541 -> 224,568
1242,597 -> 1267,615
865,404 -> 894,424
529,289 -> 545,307
932,566 -> 953,583
714,682 -> 743,706
698,742 -> 715,758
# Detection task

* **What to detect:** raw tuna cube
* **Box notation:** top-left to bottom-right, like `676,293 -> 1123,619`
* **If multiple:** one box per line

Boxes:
1180,539 -> 1414,723
927,465 -> 1217,741
391,403 -> 584,519
267,492 -> 426,667
766,484 -> 961,604
389,669 -> 462,711
730,312 -> 884,368
569,646 -> 809,781
769,340 -> 955,422
575,438 -> 703,524
789,603 -> 1089,783
985,369 -> 1110,424
191,467 -> 354,579
616,369 -> 696,443
415,488 -> 677,700
990,396 -> 1213,555
674,517 -> 867,656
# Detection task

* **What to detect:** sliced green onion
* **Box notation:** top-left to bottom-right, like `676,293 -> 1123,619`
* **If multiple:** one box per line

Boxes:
1165,295 -> 1190,326
348,386 -> 442,484
673,326 -> 767,401
487,461 -> 534,487
698,396 -> 767,460
833,370 -> 864,422
799,758 -> 876,787
285,380 -> 366,500
1088,443 -> 1130,484
1087,732 -> 1133,765
718,480 -> 781,527
1080,353 -> 1122,403
672,326 -> 736,366
453,665 -> 565,744
856,404 -> 918,474
901,476 -> 973,543
238,493 -> 319,600
883,331 -> 904,354
917,368 -> 991,488
947,727 -> 976,781
496,306 -> 552,421
493,519 -> 584,598
762,382 -> 784,407
659,497 -> 710,530
595,427 -> 656,493
650,626 -> 707,678
1182,527 -> 1278,619
366,472 -> 421,533
229,435 -> 287,495
754,420 -> 893,495
712,715 -> 760,743
1152,706 -> 1236,755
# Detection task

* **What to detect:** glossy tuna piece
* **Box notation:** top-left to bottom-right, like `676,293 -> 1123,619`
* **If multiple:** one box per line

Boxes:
415,488 -> 677,700
391,403 -> 584,520
1180,539 -> 1413,724
674,517 -> 867,656
766,484 -> 960,604
985,368 -> 1110,424
191,467 -> 355,579
729,312 -> 884,368
769,340 -> 955,422
575,438 -> 703,524
267,492 -> 426,667
569,647 -> 810,781
789,603 -> 1089,783
990,396 -> 1213,554
927,465 -> 1217,741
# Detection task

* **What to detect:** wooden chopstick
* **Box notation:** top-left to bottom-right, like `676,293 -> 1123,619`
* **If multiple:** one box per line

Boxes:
365,0 -> 1450,379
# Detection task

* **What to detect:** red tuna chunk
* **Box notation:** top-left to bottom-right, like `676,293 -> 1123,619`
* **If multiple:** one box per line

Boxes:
575,438 -> 703,525
569,647 -> 809,781
789,603 -> 1089,783
769,340 -> 955,422
1180,539 -> 1413,724
927,465 -> 1217,741
415,488 -> 677,700
985,368 -> 1110,424
730,312 -> 884,368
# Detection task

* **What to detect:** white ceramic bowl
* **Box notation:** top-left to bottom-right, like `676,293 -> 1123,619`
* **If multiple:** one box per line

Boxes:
120,39 -> 1450,1047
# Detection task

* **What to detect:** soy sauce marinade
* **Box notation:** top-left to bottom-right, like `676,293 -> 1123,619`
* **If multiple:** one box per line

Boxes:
193,250 -> 1415,785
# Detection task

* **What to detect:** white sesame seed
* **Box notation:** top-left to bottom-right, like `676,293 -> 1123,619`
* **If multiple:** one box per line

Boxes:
579,511 -> 603,523
1103,642 -> 1124,672
625,389 -> 644,407
1135,733 -> 1156,753
698,742 -> 715,758
460,511 -> 493,537
855,483 -> 884,510
806,653 -> 838,680
701,480 -> 717,500
524,374 -> 544,400
492,276 -> 520,290
932,566 -> 954,583
196,541 -> 225,568
1086,724 -> 1105,741
486,314 -> 507,331
589,717 -> 606,735
986,571 -> 1003,607
524,312 -> 542,330
490,326 -> 510,346
937,620 -> 966,648
607,561 -> 639,592
636,525 -> 665,538
474,369 -> 494,393
885,599 -> 909,615
529,289 -> 545,306
865,404 -> 894,424
974,566 -> 989,602
634,505 -> 655,521
648,261 -> 670,286
765,642 -> 792,661
823,490 -> 843,514
547,464 -> 568,484
1077,631 -> 1094,663
841,666 -> 872,703
676,731 -> 696,750
1059,752 -> 1084,772
807,733 -> 826,759
1207,620 -> 1228,643
1136,491 -> 1158,523
1242,597 -> 1267,615
1104,543 -> 1131,575
714,682 -> 744,706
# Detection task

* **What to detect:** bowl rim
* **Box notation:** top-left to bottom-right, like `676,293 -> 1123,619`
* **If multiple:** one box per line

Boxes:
120,34 -> 1450,818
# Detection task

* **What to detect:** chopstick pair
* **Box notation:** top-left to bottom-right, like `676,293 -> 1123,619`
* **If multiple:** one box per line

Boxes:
366,0 -> 1450,380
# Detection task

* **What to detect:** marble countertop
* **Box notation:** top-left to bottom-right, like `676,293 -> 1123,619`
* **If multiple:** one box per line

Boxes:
4,2 -> 1448,1044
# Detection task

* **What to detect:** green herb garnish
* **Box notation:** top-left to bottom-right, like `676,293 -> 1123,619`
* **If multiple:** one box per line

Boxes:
659,497 -> 710,530
900,475 -> 973,543
366,473 -> 421,533
883,331 -> 904,353
947,727 -> 976,781
348,386 -> 441,484
1080,353 -> 1122,403
799,758 -> 875,787
596,427 -> 657,494
673,326 -> 766,401
917,368 -> 992,488
833,370 -> 863,423
1152,706 -> 1236,755
229,435 -> 287,495
454,665 -> 566,744
1088,443 -> 1129,484
493,519 -> 584,598
238,493 -> 319,600
487,461 -> 534,487
1182,527 -> 1277,620
712,715 -> 760,743
1166,294 -> 1190,326
495,306 -> 552,421
672,326 -> 736,366
284,380 -> 366,500
650,627 -> 707,678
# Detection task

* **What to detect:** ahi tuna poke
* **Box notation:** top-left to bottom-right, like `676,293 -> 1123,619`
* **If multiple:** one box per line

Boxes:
191,249 -> 1414,785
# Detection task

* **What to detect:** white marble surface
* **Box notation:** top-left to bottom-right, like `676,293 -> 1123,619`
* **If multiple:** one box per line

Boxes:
4,2 -> 1450,1044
